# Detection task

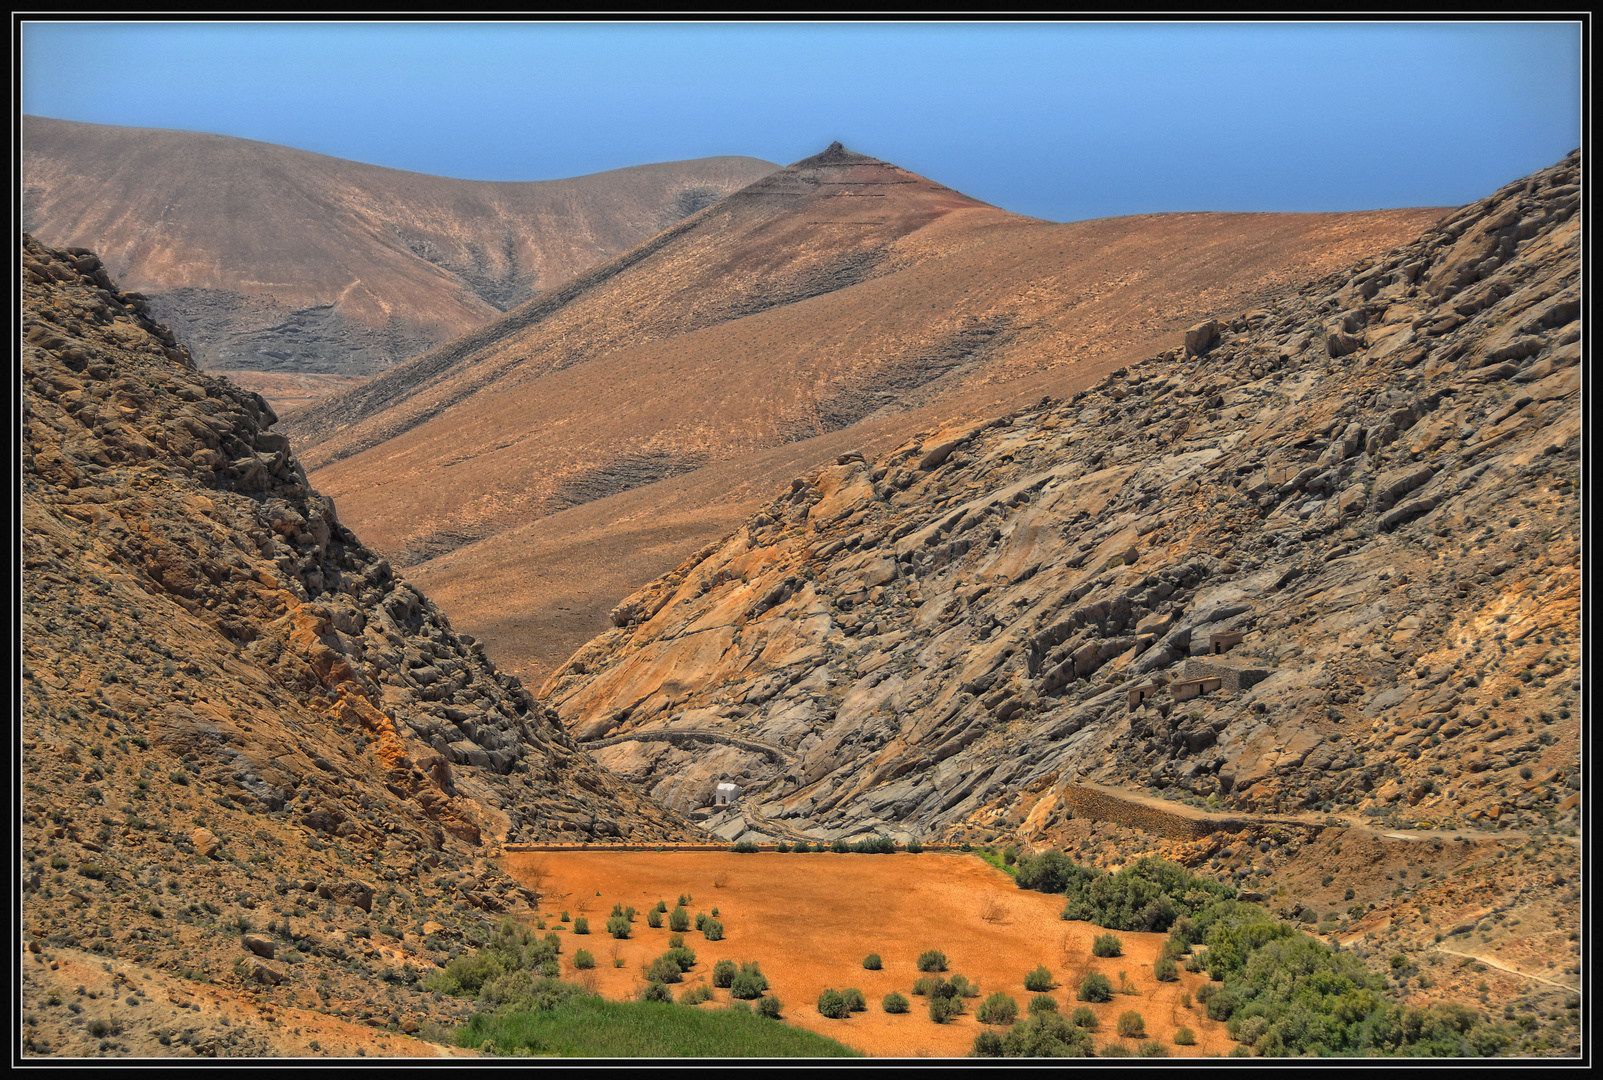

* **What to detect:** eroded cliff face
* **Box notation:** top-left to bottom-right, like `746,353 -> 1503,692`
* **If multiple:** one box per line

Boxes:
543,152 -> 1579,851
20,234 -> 701,1056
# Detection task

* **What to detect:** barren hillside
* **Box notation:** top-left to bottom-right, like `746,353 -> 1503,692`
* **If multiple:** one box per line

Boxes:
20,236 -> 705,1056
538,152 -> 1580,1018
22,115 -> 776,406
284,143 -> 1442,684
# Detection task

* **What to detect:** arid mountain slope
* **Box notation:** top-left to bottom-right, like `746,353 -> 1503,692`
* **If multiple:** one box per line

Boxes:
540,152 -> 1579,857
20,236 -> 702,1057
285,143 -> 1441,683
22,115 -> 776,404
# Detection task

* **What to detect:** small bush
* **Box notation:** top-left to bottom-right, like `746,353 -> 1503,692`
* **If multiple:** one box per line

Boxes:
655,900 -> 668,913
1205,991 -> 1237,1022
818,989 -> 849,1019
1154,956 -> 1178,982
1101,1043 -> 1133,1057
668,907 -> 690,933
1229,1044 -> 1252,1057
917,949 -> 948,972
730,840 -> 759,853
756,995 -> 783,1019
695,912 -> 708,931
973,1030 -> 1004,1057
1091,933 -> 1122,957
676,894 -> 691,907
606,916 -> 631,939
774,842 -> 791,853
639,980 -> 673,1003
929,995 -> 960,1023
842,988 -> 867,1012
573,950 -> 594,970
1077,973 -> 1112,1003
1139,1040 -> 1168,1057
712,959 -> 737,988
1174,1026 -> 1196,1046
678,982 -> 714,1005
830,838 -> 851,854
730,962 -> 769,1000
702,919 -> 724,941
1024,965 -> 1052,992
883,992 -> 910,1014
665,945 -> 697,972
851,834 -> 896,854
791,842 -> 812,853
1069,1005 -> 1097,1030
669,934 -> 685,949
949,974 -> 979,998
905,839 -> 924,854
1180,991 -> 1192,1008
863,953 -> 882,970
572,917 -> 590,935
1117,1010 -> 1145,1038
1029,994 -> 1059,1016
977,992 -> 1019,1026
78,862 -> 105,880
911,977 -> 934,996
646,909 -> 663,929
647,956 -> 684,984
561,911 -> 570,922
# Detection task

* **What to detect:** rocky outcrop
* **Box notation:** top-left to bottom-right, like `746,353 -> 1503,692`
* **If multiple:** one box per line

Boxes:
542,152 -> 1579,848
20,234 -> 704,1054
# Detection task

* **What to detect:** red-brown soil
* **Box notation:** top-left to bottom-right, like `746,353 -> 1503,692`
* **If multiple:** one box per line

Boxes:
503,850 -> 1237,1058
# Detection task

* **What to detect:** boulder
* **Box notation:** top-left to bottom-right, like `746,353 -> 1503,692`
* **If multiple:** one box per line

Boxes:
1184,320 -> 1221,356
241,934 -> 276,959
191,827 -> 221,858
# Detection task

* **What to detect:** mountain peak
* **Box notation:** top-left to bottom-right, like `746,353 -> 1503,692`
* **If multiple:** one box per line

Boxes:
793,141 -> 881,168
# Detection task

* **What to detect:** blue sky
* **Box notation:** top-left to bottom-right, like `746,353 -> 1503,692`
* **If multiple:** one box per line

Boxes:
21,21 -> 1582,222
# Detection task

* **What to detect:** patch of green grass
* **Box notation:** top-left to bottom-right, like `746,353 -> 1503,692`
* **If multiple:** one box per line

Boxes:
458,996 -> 859,1057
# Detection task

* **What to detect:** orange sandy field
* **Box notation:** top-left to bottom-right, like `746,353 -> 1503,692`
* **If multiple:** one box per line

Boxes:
503,851 -> 1238,1058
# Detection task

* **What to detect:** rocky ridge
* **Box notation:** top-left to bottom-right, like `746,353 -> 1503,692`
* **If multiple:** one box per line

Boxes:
541,151 -> 1580,854
20,235 -> 703,1056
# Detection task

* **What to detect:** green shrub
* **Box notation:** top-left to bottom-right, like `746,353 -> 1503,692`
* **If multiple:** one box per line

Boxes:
669,907 -> 690,933
1077,973 -> 1112,1003
850,834 -> 896,854
905,839 -> 924,854
695,912 -> 708,931
1174,1026 -> 1196,1046
1139,1040 -> 1168,1057
712,959 -> 737,988
863,953 -> 882,970
774,842 -> 791,853
1229,1044 -> 1252,1057
655,900 -> 668,913
830,839 -> 850,854
817,989 -> 848,1019
917,949 -> 948,972
791,842 -> 812,853
573,917 -> 590,935
929,995 -> 959,1023
731,840 -> 759,853
639,980 -> 673,1003
1117,1010 -> 1145,1038
1024,965 -> 1053,992
610,902 -> 626,918
731,962 -> 769,1000
669,935 -> 685,949
978,1011 -> 1094,1056
677,894 -> 691,907
1058,855 -> 1234,933
842,988 -> 867,1012
1091,933 -> 1122,957
1029,994 -> 1059,1016
1069,1005 -> 1097,1029
573,950 -> 595,970
756,995 -> 783,1019
665,945 -> 697,972
561,911 -> 570,922
78,862 -> 105,880
977,992 -> 1019,1026
948,974 -> 979,998
647,956 -> 684,984
911,977 -> 934,996
1101,1042 -> 1133,1056
883,992 -> 910,1014
647,909 -> 663,929
679,982 -> 715,1005
711,908 -> 719,917
607,916 -> 631,939
1205,990 -> 1236,1021
703,920 -> 725,941
1154,956 -> 1178,982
